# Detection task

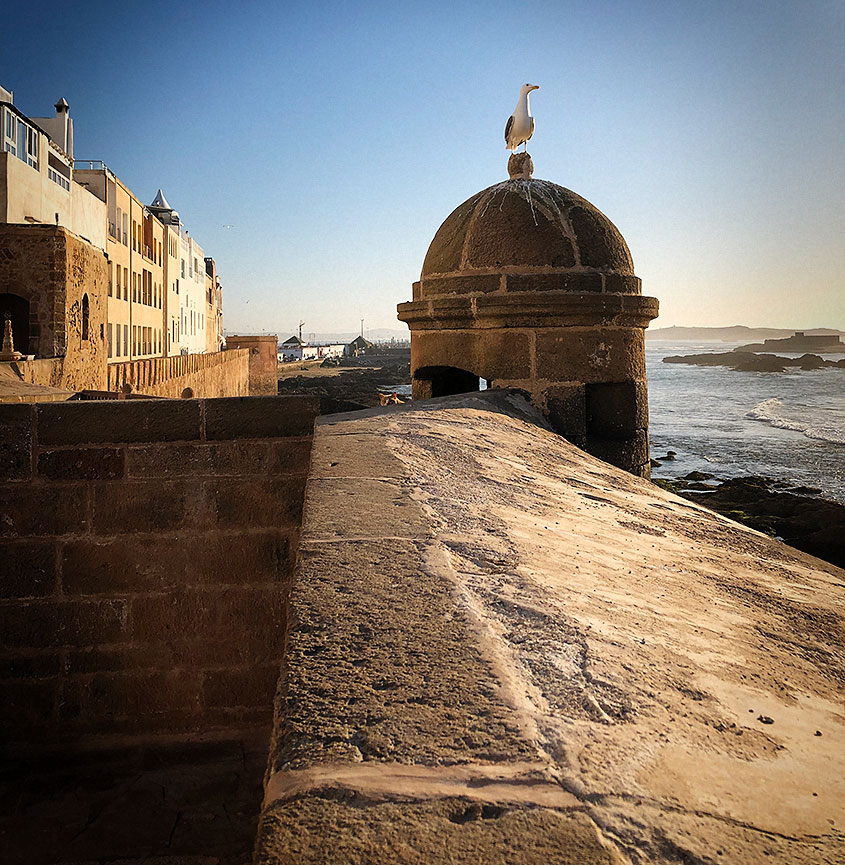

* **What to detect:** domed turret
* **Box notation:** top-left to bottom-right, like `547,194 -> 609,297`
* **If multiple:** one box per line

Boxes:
397,155 -> 659,477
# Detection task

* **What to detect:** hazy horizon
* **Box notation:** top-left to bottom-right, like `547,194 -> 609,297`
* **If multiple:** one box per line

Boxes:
3,0 -> 843,333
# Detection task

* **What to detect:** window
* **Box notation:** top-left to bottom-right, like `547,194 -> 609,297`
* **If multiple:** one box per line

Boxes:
81,294 -> 90,340
108,323 -> 113,358
123,324 -> 128,356
122,213 -> 128,245
108,262 -> 113,297
181,260 -> 185,278
123,267 -> 128,299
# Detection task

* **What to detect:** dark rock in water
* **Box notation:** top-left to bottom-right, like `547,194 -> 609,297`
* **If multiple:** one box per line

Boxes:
787,485 -> 823,495
684,471 -> 714,481
650,458 -> 662,467
732,354 -> 785,372
796,354 -> 825,370
686,482 -> 717,491
656,451 -> 677,461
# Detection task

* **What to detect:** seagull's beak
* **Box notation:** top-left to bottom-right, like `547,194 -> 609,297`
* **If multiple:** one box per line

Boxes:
530,85 -> 540,91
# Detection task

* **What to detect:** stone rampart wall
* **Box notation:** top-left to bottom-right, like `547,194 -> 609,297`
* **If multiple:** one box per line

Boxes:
0,395 -> 319,752
107,349 -> 249,399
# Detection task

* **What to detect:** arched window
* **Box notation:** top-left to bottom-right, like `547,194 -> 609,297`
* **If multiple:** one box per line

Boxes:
81,294 -> 89,340
0,293 -> 30,355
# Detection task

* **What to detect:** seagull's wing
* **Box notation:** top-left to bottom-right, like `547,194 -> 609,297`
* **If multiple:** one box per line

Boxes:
527,117 -> 535,141
504,114 -> 514,144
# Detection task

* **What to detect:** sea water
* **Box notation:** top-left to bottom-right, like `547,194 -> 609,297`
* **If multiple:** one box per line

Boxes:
387,342 -> 845,503
647,342 -> 845,503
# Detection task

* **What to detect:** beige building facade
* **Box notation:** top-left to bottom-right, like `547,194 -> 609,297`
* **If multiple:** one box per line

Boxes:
1,84 -> 224,372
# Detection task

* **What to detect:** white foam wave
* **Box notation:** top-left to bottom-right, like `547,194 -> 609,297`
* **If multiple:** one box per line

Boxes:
746,398 -> 845,445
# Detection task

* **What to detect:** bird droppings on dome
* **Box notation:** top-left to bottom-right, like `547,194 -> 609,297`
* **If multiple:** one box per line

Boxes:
421,169 -> 635,279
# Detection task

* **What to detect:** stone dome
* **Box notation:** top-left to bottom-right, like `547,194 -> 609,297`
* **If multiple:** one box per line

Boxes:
418,177 -> 640,300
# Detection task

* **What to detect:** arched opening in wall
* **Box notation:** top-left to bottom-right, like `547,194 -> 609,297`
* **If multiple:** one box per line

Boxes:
0,293 -> 30,355
81,294 -> 90,340
415,365 -> 484,398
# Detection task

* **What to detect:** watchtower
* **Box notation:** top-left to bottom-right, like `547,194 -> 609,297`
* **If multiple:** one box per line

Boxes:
397,154 -> 659,476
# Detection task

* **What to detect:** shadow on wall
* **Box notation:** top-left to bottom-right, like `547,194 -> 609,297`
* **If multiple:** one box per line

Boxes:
414,365 -> 489,399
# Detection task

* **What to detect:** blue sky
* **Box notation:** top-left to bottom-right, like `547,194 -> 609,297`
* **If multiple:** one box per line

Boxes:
3,0 -> 844,335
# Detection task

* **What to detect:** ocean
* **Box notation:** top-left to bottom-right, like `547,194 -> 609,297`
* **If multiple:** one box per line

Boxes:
386,341 -> 845,503
647,342 -> 845,503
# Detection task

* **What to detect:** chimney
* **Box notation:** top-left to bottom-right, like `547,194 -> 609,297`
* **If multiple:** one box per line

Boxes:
54,97 -> 72,158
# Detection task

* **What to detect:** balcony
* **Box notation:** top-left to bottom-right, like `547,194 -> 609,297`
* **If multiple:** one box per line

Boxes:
48,168 -> 70,191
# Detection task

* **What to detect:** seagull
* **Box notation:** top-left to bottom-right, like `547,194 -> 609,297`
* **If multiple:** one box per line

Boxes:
505,83 -> 540,152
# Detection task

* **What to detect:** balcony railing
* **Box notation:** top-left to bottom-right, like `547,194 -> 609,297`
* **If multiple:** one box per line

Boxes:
73,160 -> 107,171
48,168 -> 70,191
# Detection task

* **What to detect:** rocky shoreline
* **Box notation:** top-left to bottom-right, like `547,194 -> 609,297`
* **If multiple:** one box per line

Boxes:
652,466 -> 845,568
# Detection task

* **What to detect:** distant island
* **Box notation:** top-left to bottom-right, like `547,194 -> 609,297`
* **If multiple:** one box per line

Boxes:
647,325 -> 845,342
734,331 -> 844,353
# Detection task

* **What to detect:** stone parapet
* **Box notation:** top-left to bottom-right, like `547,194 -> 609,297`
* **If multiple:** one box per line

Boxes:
0,395 -> 319,752
255,392 -> 845,864
107,349 -> 249,399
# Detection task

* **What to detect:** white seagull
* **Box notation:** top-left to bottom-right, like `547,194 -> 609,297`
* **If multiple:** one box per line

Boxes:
505,83 -> 540,152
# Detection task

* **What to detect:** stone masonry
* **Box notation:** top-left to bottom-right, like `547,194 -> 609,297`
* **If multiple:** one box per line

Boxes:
397,154 -> 659,477
0,395 -> 318,750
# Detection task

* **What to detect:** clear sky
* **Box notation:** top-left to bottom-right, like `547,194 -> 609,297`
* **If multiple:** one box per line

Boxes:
3,0 -> 843,335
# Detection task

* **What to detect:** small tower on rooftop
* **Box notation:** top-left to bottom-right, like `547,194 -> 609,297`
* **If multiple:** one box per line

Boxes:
397,152 -> 659,477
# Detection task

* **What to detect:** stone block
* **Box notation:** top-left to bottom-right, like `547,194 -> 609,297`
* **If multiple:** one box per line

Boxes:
37,447 -> 124,480
65,644 -> 173,675
61,536 -> 189,595
535,329 -> 646,383
203,664 -> 280,709
0,404 -> 33,480
0,653 -> 61,679
126,440 -> 289,478
505,272 -> 602,294
411,330 -> 531,385
266,439 -> 313,475
569,205 -> 634,272
421,190 -> 485,275
0,539 -> 57,598
0,680 -> 56,728
0,599 -> 126,649
604,274 -> 641,295
185,529 -> 295,585
585,380 -> 648,439
585,431 -> 649,473
130,586 -> 284,653
421,274 -> 500,298
91,479 -> 205,534
36,400 -> 202,445
464,191 -> 576,269
544,384 -> 586,444
83,669 -> 203,718
412,280 -> 422,300
206,476 -> 307,529
204,395 -> 319,441
0,484 -> 88,537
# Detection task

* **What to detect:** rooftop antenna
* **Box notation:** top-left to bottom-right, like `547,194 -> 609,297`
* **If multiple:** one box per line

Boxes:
298,320 -> 305,342
360,319 -> 364,338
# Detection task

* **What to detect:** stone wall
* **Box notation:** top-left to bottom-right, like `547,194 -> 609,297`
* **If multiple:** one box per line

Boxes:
0,224 -> 108,390
225,335 -> 278,395
107,349 -> 250,399
0,395 -> 319,752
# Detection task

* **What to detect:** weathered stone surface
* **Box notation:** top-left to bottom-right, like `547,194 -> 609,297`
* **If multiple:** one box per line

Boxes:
505,272 -> 602,294
535,328 -> 646,383
204,395 -> 319,440
585,380 -> 648,438
544,383 -> 587,443
420,274 -> 500,297
0,483 -> 88,536
410,330 -> 532,383
257,798 -> 625,865
0,403 -> 33,480
258,393 -> 845,864
0,539 -> 56,598
38,446 -> 124,480
37,400 -> 202,445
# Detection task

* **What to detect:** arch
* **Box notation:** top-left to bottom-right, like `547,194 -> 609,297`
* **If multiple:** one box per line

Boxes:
414,365 -> 482,399
81,294 -> 90,340
0,293 -> 30,355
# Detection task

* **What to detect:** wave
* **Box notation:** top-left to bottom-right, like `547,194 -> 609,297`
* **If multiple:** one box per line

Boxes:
746,398 -> 845,445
